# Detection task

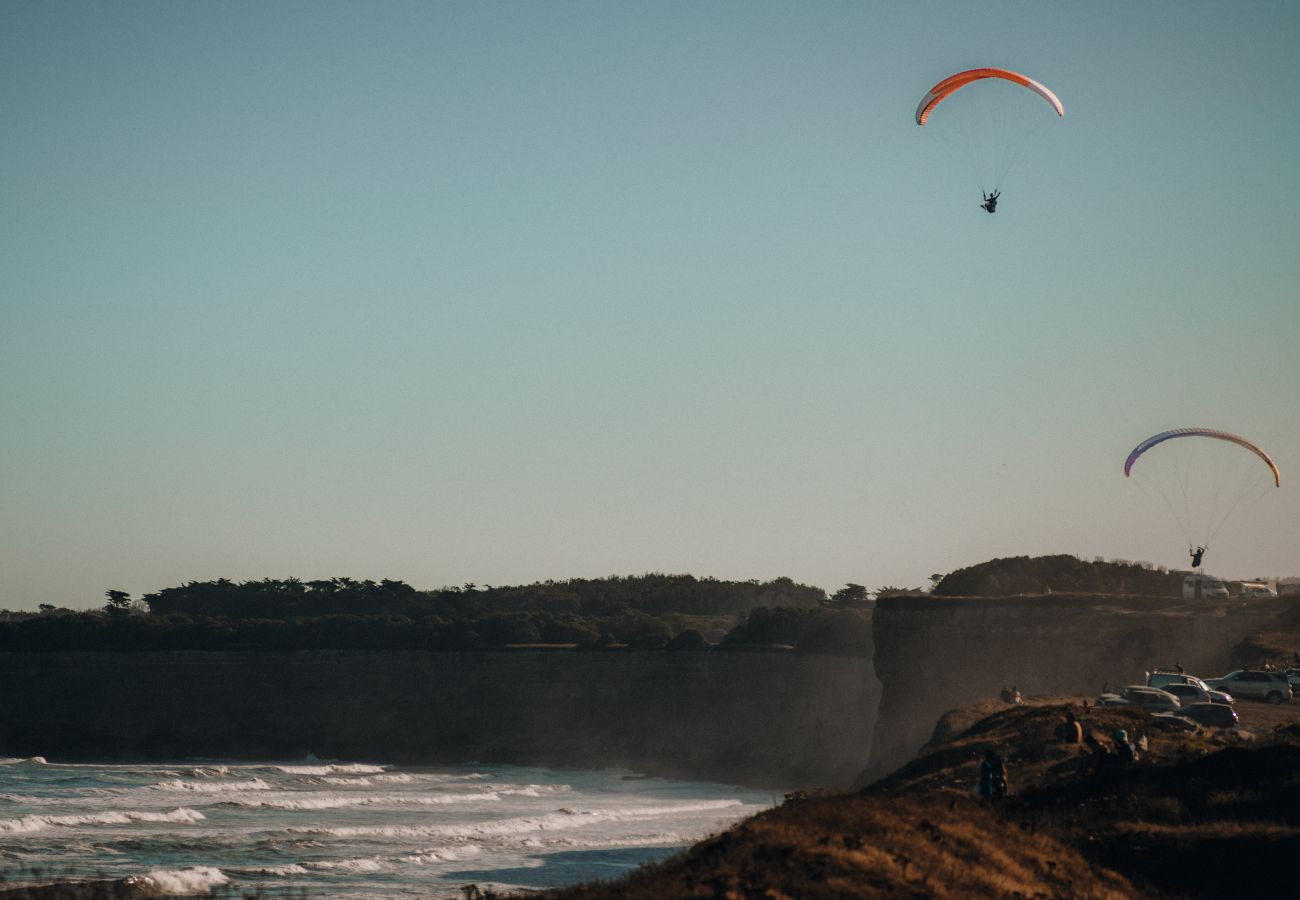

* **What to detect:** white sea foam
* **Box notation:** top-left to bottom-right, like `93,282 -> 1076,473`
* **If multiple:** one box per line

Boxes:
236,863 -> 310,876
318,773 -> 415,785
470,782 -> 570,796
0,756 -> 47,766
153,778 -> 272,793
0,761 -> 766,895
544,831 -> 688,849
227,790 -> 503,811
400,844 -> 485,864
129,866 -> 229,895
308,856 -> 385,873
274,764 -> 387,776
187,766 -> 231,778
288,799 -> 745,840
0,793 -> 62,806
0,807 -> 205,833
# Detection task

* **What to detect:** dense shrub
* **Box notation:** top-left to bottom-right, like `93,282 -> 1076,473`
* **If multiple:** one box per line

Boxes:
932,555 -> 1180,597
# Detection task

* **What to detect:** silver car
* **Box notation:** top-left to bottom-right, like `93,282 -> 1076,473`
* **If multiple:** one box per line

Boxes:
1205,671 -> 1292,704
1097,685 -> 1181,712
1161,682 -> 1233,706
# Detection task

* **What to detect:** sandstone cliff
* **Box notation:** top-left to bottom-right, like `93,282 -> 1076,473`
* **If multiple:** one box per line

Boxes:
0,648 -> 878,790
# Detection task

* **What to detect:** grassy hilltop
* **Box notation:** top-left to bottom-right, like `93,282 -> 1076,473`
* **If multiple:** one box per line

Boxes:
545,700 -> 1300,899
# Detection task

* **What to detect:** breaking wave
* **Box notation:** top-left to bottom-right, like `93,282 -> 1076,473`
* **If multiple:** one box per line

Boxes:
128,866 -> 229,895
318,773 -> 415,786
273,763 -> 387,776
0,807 -> 205,834
287,799 -> 745,840
0,761 -> 767,895
224,790 -> 504,811
153,778 -> 272,793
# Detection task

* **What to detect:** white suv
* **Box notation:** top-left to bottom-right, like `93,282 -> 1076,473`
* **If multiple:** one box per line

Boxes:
1204,670 -> 1292,704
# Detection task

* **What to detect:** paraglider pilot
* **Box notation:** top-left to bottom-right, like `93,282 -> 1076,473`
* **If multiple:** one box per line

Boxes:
1190,546 -> 1205,568
980,189 -> 1000,213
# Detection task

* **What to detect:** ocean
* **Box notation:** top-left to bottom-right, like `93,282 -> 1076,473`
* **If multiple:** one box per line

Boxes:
0,756 -> 773,897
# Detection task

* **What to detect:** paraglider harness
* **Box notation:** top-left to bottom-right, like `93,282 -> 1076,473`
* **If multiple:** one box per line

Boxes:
980,190 -> 1000,213
1190,546 -> 1205,568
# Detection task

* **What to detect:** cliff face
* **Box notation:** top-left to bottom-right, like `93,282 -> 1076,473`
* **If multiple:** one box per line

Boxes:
0,649 -> 878,790
866,594 -> 1292,780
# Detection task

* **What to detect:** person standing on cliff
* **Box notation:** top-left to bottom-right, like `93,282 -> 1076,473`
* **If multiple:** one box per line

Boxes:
1056,710 -> 1082,744
1081,734 -> 1108,776
977,749 -> 1009,800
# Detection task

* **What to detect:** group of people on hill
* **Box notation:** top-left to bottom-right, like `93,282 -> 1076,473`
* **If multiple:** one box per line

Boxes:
978,708 -> 1147,801
1081,728 -> 1143,774
999,685 -> 1022,704
1064,709 -> 1146,775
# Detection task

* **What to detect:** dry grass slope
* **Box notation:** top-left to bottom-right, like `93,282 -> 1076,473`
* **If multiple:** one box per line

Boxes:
549,793 -> 1135,899
548,699 -> 1300,899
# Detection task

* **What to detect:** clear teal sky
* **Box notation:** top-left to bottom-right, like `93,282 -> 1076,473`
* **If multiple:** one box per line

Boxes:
3,1 -> 1298,609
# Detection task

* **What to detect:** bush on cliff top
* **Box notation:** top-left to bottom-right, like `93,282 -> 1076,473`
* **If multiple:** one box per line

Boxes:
933,554 -> 1180,597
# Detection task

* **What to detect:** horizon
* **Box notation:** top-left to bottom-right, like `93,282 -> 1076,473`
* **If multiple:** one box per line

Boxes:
4,2 -> 1298,611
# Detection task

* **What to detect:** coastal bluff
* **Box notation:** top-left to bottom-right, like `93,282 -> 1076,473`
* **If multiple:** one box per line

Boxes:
865,593 -> 1293,780
0,648 -> 878,790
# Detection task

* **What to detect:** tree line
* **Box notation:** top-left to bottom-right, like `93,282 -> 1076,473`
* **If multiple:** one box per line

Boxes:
0,574 -> 872,656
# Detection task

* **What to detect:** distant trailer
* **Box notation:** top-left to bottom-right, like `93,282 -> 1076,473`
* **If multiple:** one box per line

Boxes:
1183,574 -> 1229,600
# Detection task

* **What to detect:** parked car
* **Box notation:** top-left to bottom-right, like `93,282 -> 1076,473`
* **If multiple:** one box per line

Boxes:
1148,670 -> 1199,690
1176,702 -> 1240,729
1150,712 -> 1201,733
1238,582 -> 1276,598
1148,672 -> 1232,703
1160,682 -> 1234,706
1204,671 -> 1293,704
1097,685 -> 1181,712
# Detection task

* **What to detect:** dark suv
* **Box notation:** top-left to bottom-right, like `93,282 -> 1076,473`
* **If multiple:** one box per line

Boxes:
1177,702 -> 1240,728
1205,670 -> 1292,704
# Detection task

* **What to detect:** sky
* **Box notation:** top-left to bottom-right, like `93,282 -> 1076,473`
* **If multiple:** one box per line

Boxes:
3,1 -> 1298,610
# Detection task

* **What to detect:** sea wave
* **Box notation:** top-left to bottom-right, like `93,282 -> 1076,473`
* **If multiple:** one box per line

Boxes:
306,856 -> 385,873
232,863 -> 310,876
224,790 -> 504,811
126,865 -> 229,895
287,799 -> 745,840
317,773 -> 415,786
153,778 -> 272,793
273,763 -> 387,776
0,807 -> 205,834
399,843 -> 485,864
542,831 -> 688,849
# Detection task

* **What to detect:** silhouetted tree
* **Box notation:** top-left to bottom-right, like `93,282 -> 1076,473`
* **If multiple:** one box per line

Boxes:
104,590 -> 131,616
826,584 -> 872,609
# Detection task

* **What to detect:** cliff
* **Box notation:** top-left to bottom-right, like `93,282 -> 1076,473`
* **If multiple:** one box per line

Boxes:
866,593 -> 1293,779
544,701 -> 1300,900
0,648 -> 879,790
